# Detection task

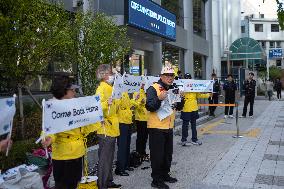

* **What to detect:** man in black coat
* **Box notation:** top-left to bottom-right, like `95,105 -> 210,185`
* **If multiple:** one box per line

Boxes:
240,72 -> 256,118
223,74 -> 237,118
209,73 -> 221,117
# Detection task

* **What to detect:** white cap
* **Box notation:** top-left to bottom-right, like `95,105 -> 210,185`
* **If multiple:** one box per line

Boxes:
161,64 -> 175,74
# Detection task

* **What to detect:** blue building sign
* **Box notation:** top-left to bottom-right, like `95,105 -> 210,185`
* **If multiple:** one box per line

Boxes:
269,49 -> 283,58
127,0 -> 176,41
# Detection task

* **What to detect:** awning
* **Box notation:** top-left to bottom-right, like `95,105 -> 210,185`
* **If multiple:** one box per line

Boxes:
229,37 -> 266,63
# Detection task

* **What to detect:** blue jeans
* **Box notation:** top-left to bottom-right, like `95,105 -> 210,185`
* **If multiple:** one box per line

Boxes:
180,111 -> 199,142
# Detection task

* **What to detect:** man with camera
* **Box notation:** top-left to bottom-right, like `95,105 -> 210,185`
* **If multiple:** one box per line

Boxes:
146,64 -> 184,189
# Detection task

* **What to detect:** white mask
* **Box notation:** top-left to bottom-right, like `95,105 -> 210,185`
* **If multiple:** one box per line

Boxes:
106,75 -> 114,85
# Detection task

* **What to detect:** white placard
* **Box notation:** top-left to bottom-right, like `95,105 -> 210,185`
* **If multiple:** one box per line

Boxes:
42,95 -> 104,135
0,97 -> 16,136
176,79 -> 214,93
144,76 -> 160,90
157,96 -> 173,121
112,74 -> 124,99
123,74 -> 143,93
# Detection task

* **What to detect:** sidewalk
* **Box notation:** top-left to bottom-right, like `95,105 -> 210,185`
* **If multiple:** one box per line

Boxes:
112,99 -> 284,189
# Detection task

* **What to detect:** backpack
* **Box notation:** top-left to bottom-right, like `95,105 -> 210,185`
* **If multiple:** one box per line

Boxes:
129,151 -> 142,168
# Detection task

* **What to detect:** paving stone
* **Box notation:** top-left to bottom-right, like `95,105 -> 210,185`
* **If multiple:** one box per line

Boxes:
273,176 -> 284,186
274,161 -> 284,177
258,160 -> 277,175
255,174 -> 274,185
265,145 -> 280,155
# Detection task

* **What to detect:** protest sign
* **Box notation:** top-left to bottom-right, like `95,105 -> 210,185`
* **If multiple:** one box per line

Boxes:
0,96 -> 16,136
112,74 -> 124,99
123,74 -> 142,93
42,95 -> 104,135
144,76 -> 160,90
157,96 -> 173,121
176,79 -> 213,93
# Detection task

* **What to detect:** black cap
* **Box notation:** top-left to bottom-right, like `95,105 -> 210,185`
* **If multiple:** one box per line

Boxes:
249,72 -> 254,76
184,73 -> 192,79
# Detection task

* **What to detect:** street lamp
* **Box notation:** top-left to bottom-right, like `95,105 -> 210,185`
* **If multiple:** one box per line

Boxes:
224,46 -> 233,74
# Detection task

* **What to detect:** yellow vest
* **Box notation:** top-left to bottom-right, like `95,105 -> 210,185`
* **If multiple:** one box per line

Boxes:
117,92 -> 134,124
182,92 -> 210,112
147,83 -> 175,130
133,89 -> 148,121
95,81 -> 120,137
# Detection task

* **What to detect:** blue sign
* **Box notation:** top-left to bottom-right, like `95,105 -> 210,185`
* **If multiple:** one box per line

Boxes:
269,49 -> 283,58
127,0 -> 176,41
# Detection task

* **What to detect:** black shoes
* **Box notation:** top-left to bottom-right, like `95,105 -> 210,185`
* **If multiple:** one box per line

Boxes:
164,175 -> 178,183
107,182 -> 122,189
114,170 -> 129,176
126,167 -> 134,171
151,181 -> 170,189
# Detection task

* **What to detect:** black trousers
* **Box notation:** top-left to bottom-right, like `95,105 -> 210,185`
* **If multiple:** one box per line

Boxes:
208,95 -> 218,115
135,120 -> 148,155
225,97 -> 235,115
242,96 -> 255,116
181,111 -> 199,142
277,90 -> 281,99
116,123 -> 132,172
53,157 -> 82,189
149,128 -> 173,182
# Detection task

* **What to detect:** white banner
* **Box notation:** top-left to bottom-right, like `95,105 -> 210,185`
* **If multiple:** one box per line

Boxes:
42,95 -> 104,135
176,79 -> 214,93
157,96 -> 173,121
112,74 -> 123,99
144,76 -> 160,90
123,74 -> 143,93
0,97 -> 16,136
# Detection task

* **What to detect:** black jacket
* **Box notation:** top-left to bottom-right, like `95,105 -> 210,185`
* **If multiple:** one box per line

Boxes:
274,81 -> 282,91
243,79 -> 256,97
223,80 -> 237,99
146,79 -> 184,112
212,79 -> 221,96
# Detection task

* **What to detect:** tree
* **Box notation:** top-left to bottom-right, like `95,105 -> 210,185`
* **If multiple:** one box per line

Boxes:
269,66 -> 282,80
276,0 -> 284,30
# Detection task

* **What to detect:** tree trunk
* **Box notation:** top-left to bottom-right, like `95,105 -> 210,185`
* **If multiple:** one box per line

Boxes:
18,86 -> 25,139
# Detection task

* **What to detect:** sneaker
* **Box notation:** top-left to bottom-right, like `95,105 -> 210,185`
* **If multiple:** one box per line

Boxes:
114,170 -> 129,176
224,115 -> 228,119
151,181 -> 169,189
126,167 -> 134,171
249,116 -> 254,119
108,182 -> 122,189
164,175 -> 178,183
239,116 -> 246,118
191,140 -> 202,145
229,115 -> 234,119
181,141 -> 192,146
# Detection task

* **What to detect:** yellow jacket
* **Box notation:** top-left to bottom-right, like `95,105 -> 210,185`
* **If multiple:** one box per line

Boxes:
182,92 -> 210,112
95,81 -> 120,137
147,83 -> 175,129
50,123 -> 100,160
117,92 -> 135,124
133,89 -> 148,121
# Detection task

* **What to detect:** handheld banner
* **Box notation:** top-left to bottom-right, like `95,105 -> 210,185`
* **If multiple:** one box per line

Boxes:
123,74 -> 143,93
157,96 -> 173,121
42,95 -> 104,135
112,74 -> 124,99
144,76 -> 160,90
176,79 -> 214,93
0,97 -> 16,136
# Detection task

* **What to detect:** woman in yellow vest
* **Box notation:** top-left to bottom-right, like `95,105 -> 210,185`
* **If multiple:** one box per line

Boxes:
146,65 -> 184,189
180,73 -> 211,146
133,83 -> 149,160
95,64 -> 121,189
115,91 -> 135,176
42,76 -> 100,189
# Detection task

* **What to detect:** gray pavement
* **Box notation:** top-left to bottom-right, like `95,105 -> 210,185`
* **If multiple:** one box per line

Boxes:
111,98 -> 284,189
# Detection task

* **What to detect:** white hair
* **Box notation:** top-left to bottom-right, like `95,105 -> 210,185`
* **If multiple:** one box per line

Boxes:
96,64 -> 112,81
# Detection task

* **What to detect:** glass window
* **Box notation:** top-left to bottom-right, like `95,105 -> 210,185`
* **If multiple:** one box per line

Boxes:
241,26 -> 245,33
270,41 -> 275,48
276,41 -> 281,48
271,24 -> 279,32
161,0 -> 183,27
193,0 -> 206,38
255,24 -> 263,32
276,59 -> 282,67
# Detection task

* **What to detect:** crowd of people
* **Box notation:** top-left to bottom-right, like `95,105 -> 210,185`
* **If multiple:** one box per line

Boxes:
1,63 -> 283,189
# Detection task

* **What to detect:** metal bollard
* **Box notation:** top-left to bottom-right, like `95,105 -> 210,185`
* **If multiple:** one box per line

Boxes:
233,102 -> 243,138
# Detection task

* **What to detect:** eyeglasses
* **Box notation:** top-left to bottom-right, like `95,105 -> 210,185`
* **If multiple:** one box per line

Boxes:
163,73 -> 175,77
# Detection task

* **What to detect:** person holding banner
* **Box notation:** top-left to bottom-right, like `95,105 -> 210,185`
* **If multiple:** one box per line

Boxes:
95,64 -> 122,189
146,64 -> 184,189
115,92 -> 135,176
133,82 -> 149,161
223,74 -> 237,118
41,76 -> 100,189
0,138 -> 12,152
180,73 -> 211,146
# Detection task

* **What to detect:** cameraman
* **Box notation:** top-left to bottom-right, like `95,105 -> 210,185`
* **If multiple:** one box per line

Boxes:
180,73 -> 211,146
